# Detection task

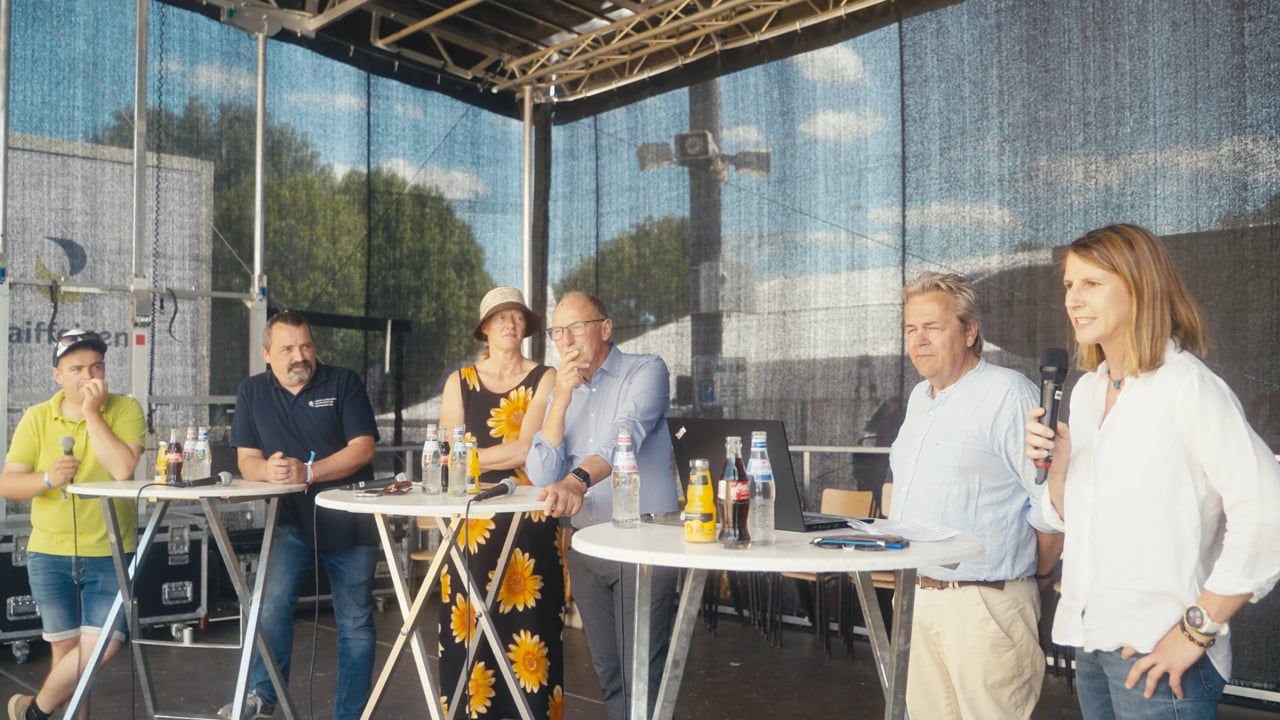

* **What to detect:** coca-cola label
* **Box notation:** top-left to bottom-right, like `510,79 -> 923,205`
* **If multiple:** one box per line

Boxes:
730,480 -> 750,501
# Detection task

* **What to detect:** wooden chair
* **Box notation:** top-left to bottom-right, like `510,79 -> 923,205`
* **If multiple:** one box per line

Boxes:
871,482 -> 896,590
780,489 -> 873,655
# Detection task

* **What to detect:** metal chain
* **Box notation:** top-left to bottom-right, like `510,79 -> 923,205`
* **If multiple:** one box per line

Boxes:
146,3 -> 167,434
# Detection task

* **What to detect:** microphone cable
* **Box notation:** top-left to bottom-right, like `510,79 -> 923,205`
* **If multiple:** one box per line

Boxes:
128,480 -> 165,720
460,496 -> 477,720
70,470 -> 83,720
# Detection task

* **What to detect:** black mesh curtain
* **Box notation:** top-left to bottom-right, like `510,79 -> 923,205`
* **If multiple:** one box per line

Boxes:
900,0 -> 1280,431
8,1 -> 525,452
549,0 -> 1280,478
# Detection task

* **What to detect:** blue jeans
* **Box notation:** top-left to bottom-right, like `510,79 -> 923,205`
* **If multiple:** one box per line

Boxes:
247,524 -> 378,720
1075,648 -> 1225,720
27,552 -> 132,642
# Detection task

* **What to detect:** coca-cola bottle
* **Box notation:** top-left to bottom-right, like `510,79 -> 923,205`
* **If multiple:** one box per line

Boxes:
717,436 -> 750,549
165,428 -> 184,485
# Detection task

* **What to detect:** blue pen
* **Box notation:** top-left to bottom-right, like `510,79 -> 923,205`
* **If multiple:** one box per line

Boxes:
306,451 -> 316,486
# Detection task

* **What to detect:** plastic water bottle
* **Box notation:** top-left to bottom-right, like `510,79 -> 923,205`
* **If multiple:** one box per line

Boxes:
182,427 -> 197,469
747,430 -> 776,546
421,424 -> 443,494
448,426 -> 468,497
611,428 -> 640,528
192,427 -> 212,481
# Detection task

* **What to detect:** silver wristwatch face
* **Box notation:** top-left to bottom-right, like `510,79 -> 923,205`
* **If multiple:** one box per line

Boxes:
1186,605 -> 1205,629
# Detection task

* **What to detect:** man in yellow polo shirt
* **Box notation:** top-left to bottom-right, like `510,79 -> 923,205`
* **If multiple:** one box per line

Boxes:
1,328 -> 145,720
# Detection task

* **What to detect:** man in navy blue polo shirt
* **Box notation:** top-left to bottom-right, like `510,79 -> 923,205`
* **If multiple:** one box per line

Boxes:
219,311 -> 379,720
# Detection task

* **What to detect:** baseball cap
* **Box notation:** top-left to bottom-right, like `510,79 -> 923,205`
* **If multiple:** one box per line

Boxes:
53,329 -> 109,366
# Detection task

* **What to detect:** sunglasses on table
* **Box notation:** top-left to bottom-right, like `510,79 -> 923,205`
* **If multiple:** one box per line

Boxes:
381,477 -> 414,495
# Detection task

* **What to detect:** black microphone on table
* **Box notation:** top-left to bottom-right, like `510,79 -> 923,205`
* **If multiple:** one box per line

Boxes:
216,471 -> 233,487
1034,347 -> 1070,485
472,477 -> 518,502
59,435 -> 74,499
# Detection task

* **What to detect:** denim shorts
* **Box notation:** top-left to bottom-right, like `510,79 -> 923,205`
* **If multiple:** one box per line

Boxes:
26,552 -> 131,643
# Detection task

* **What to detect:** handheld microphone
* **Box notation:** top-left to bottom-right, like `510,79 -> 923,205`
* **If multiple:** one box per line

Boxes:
217,471 -> 234,487
472,477 -> 518,502
59,436 -> 74,498
1034,347 -> 1069,484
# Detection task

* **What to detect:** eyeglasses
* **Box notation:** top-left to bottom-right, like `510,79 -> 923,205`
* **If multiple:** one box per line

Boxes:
58,330 -> 101,346
546,318 -> 606,341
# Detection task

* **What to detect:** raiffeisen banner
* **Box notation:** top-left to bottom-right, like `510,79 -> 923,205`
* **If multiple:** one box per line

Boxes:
5,133 -> 214,411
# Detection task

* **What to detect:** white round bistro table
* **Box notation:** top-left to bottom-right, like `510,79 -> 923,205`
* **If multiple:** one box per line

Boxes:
66,479 -> 306,720
315,485 -> 547,720
573,521 -> 984,720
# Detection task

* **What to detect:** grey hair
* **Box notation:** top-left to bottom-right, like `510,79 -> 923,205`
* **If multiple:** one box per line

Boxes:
903,271 -> 984,356
557,291 -> 610,319
263,310 -> 310,349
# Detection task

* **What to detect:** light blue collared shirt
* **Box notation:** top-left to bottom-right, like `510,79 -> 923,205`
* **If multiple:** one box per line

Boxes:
888,358 -> 1055,581
527,344 -> 679,529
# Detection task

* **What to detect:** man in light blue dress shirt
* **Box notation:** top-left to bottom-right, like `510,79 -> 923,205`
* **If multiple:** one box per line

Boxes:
527,291 -> 679,720
888,272 -> 1062,720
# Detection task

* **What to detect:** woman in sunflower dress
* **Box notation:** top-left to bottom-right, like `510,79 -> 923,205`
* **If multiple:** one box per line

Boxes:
437,286 -> 565,720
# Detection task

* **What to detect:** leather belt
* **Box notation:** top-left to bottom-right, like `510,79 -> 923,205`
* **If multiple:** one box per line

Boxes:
917,577 -> 1006,591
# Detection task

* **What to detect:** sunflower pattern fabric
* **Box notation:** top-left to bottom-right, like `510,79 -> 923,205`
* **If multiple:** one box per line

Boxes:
438,364 -> 565,719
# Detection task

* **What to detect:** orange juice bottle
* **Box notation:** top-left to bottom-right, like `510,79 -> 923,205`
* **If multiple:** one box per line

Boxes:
682,459 -> 717,542
465,433 -> 480,494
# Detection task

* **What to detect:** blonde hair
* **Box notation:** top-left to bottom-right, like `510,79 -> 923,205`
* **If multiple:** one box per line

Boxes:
1065,224 -> 1207,375
903,271 -> 984,356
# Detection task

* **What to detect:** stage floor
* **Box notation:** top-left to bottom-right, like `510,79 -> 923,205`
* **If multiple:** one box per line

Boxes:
0,595 -> 1275,719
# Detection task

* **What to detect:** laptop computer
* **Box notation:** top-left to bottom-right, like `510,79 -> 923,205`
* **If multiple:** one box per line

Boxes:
666,417 -> 851,532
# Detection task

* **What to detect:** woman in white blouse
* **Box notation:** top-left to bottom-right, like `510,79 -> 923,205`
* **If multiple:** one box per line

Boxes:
1026,224 -> 1280,720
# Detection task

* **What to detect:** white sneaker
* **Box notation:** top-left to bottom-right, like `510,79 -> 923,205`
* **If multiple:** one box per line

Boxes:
217,691 -> 275,720
7,694 -> 33,720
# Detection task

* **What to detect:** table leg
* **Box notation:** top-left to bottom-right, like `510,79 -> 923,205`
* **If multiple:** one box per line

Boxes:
362,514 -> 462,720
63,498 -> 168,718
200,497 -> 297,720
629,563 -> 653,720
361,513 -> 443,720
653,568 -> 707,720
850,569 -> 916,720
885,569 -> 916,720
443,512 -> 536,720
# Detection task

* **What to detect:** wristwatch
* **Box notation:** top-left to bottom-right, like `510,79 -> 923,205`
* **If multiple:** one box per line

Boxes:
1184,605 -> 1228,637
570,467 -> 591,488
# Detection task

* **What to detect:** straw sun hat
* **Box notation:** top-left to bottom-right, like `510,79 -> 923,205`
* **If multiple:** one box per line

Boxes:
472,286 -> 542,341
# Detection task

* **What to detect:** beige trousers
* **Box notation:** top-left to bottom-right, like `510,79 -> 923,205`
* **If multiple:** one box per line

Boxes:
905,577 -> 1044,720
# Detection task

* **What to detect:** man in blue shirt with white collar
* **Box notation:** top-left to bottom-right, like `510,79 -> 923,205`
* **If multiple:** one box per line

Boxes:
527,291 -> 679,720
889,272 -> 1062,720
221,311 -> 379,720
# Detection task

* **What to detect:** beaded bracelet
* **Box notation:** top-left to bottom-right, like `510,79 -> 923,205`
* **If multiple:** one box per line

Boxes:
1179,619 -> 1216,648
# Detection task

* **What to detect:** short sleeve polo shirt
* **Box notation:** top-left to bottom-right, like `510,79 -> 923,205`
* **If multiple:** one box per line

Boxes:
232,363 -> 379,551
